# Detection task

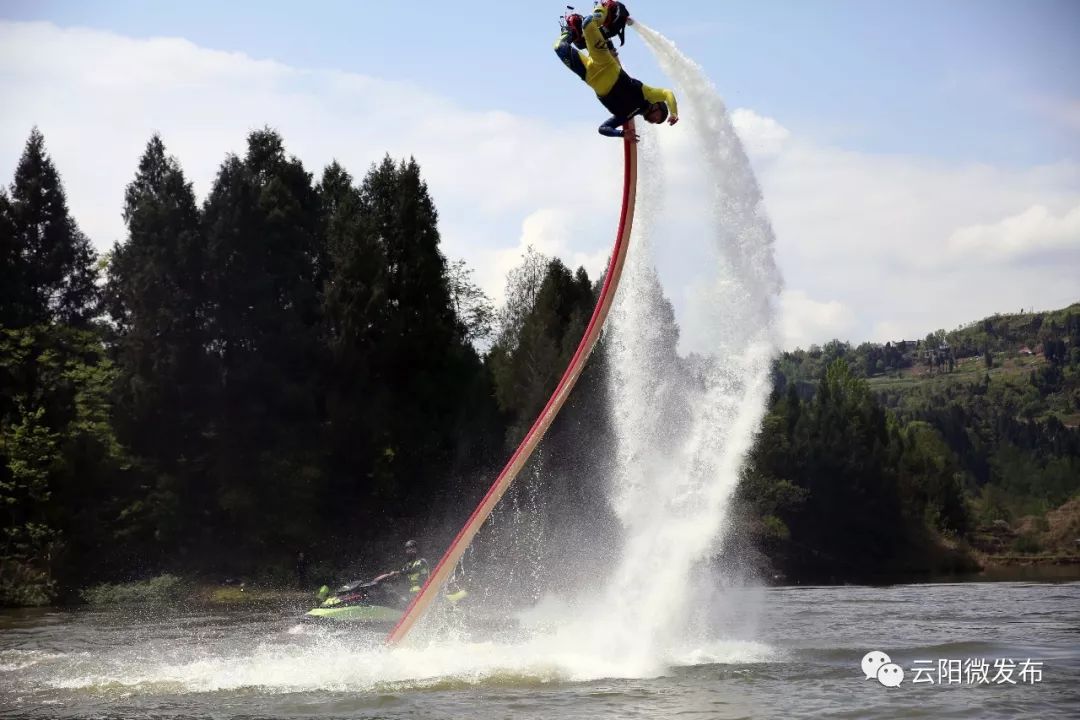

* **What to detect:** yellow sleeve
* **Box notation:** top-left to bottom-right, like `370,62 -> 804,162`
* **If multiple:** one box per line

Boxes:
581,12 -> 619,85
582,13 -> 607,53
642,84 -> 678,117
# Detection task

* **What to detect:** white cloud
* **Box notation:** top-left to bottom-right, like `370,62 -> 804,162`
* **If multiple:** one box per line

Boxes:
736,123 -> 1080,344
2,20 -> 1078,352
0,20 -> 620,306
945,203 -> 1080,264
643,97 -> 1079,348
779,290 -> 857,350
485,208 -> 611,306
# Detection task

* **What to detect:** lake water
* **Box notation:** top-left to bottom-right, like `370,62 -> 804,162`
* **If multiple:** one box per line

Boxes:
2,581 -> 1078,719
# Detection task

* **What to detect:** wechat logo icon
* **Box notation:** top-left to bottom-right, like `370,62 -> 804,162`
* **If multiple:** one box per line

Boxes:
862,650 -> 905,687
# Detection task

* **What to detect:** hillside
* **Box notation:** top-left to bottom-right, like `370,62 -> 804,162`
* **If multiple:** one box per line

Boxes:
735,302 -> 1080,582
868,302 -> 1080,427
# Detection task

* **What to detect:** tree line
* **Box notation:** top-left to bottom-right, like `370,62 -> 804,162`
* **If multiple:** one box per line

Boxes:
0,128 -> 607,604
734,308 -> 1080,581
2,127 -> 1076,604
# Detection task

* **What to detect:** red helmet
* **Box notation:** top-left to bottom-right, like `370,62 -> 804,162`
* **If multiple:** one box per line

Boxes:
600,1 -> 630,45
600,1 -> 620,25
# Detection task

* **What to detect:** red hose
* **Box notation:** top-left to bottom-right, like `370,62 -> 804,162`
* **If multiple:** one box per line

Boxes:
387,120 -> 639,644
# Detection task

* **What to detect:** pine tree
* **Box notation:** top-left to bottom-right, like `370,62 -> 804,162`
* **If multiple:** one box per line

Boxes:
355,156 -> 489,525
489,257 -> 595,442
201,129 -> 325,566
317,156 -> 501,552
317,161 -> 388,535
106,135 -> 214,557
320,161 -> 385,358
0,130 -> 123,603
5,128 -> 98,327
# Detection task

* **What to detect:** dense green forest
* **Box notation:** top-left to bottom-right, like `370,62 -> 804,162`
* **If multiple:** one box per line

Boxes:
736,305 -> 1080,580
1,128 -> 1077,604
0,128 -> 607,604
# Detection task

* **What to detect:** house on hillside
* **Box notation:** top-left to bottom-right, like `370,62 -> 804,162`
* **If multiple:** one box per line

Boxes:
1019,346 -> 1034,356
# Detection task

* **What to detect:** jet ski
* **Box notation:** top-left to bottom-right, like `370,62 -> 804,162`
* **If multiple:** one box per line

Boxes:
305,568 -> 471,624
304,572 -> 407,624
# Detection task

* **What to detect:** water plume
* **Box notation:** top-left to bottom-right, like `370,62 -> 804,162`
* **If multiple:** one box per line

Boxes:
565,20 -> 782,671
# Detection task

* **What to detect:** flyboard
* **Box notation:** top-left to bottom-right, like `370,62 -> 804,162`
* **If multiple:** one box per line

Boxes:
386,119 -> 638,645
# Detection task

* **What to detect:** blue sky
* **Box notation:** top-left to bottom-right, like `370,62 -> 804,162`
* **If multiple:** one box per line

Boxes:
1,0 -> 1078,348
7,0 -> 1078,165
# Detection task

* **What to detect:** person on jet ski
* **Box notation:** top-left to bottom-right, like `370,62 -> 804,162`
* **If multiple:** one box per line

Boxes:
387,539 -> 429,595
554,1 -> 679,141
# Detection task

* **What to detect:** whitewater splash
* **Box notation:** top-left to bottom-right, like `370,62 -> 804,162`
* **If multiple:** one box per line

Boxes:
30,25 -> 783,696
19,617 -> 773,695
570,22 -> 782,672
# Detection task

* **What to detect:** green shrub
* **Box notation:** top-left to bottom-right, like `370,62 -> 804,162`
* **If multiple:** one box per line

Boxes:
0,560 -> 56,607
81,574 -> 188,605
760,515 -> 791,543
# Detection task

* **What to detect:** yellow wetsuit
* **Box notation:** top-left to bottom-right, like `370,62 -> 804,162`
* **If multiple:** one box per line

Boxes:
554,7 -> 678,137
578,9 -> 623,96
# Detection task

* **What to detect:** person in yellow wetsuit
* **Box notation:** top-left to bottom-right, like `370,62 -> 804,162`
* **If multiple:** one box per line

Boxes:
554,2 -> 679,141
